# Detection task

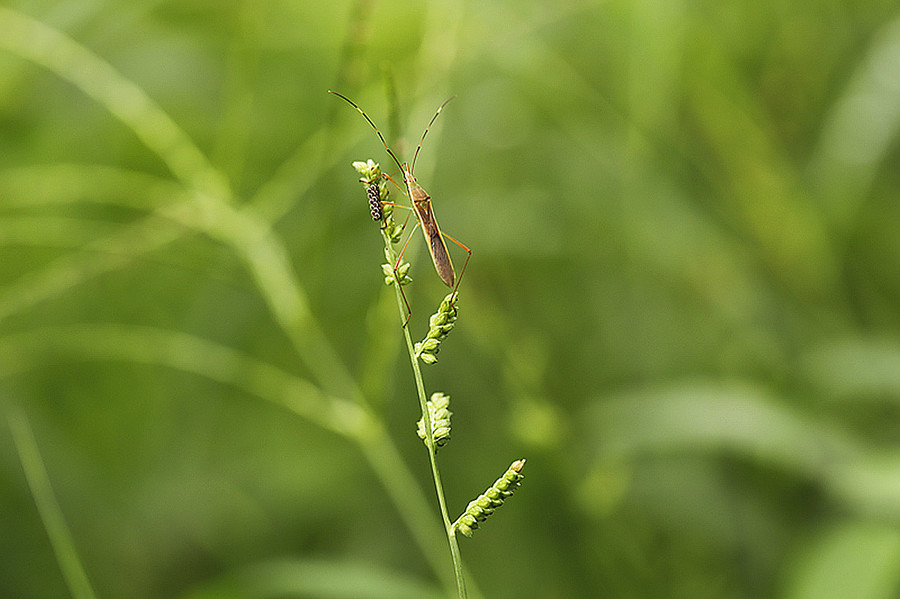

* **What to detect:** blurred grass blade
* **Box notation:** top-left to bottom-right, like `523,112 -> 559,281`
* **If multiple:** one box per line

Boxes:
0,158 -> 359,403
0,215 -> 118,248
783,521 -> 900,599
585,382 -> 900,519
0,324 -> 367,437
0,164 -> 188,211
181,557 -> 446,599
0,6 -> 227,198
0,213 -> 189,324
586,382 -> 858,471
802,337 -> 900,402
7,408 -> 98,599
811,16 -> 900,224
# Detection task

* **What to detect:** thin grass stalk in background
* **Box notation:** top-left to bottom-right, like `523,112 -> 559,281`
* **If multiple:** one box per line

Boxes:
8,409 -> 98,599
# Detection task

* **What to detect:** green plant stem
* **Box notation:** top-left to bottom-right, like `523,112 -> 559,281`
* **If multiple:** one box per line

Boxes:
382,229 -> 467,599
8,408 -> 98,599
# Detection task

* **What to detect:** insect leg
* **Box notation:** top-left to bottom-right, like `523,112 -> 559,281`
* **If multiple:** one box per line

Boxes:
440,230 -> 471,309
392,221 -> 421,326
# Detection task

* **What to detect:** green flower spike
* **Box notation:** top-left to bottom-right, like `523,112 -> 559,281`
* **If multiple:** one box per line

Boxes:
352,158 -> 380,182
453,459 -> 526,538
382,261 -> 412,287
417,392 -> 452,449
414,293 -> 458,364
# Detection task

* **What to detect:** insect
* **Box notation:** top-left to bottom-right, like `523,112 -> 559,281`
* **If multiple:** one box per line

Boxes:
366,183 -> 383,221
330,90 -> 471,319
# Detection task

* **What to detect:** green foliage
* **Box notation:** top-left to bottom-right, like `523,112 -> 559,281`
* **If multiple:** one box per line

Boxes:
1,1 -> 899,598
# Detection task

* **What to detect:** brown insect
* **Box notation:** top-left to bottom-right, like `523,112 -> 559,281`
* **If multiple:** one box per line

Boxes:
330,90 -> 471,318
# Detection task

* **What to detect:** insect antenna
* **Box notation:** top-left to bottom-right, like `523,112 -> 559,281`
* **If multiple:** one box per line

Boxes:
329,90 -> 405,173
411,96 -> 455,173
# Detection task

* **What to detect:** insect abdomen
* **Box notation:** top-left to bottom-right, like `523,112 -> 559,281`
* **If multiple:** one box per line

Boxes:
429,231 -> 455,287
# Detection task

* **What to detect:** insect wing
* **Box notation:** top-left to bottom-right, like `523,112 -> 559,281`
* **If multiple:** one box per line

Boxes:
424,218 -> 455,287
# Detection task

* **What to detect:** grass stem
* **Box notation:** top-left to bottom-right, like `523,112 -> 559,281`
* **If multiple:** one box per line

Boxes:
381,228 -> 467,598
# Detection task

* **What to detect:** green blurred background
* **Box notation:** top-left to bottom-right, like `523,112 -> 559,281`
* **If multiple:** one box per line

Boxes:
1,1 -> 899,598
